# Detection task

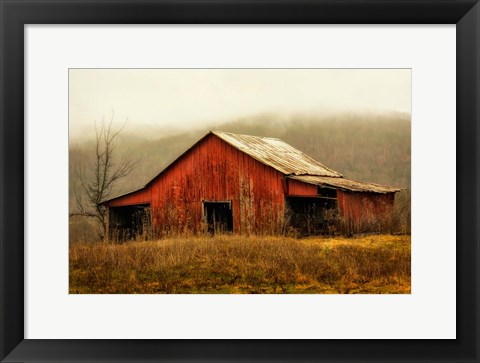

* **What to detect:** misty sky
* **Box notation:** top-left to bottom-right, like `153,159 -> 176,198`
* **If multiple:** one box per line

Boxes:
69,69 -> 411,140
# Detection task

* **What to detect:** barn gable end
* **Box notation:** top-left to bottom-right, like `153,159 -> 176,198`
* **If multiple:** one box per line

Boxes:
148,132 -> 286,236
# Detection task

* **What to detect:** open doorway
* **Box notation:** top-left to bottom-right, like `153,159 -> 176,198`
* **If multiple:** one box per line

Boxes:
203,201 -> 233,234
108,204 -> 151,241
285,196 -> 338,236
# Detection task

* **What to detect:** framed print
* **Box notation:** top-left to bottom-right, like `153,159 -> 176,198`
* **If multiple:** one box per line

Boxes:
67,68 -> 412,295
1,1 -> 479,362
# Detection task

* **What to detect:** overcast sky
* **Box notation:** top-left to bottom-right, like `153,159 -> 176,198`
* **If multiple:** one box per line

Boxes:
69,69 -> 411,140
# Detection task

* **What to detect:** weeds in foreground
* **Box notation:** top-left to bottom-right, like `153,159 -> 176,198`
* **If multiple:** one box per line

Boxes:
69,234 -> 410,294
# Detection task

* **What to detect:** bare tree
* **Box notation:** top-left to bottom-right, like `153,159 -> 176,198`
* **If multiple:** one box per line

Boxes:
71,116 -> 137,238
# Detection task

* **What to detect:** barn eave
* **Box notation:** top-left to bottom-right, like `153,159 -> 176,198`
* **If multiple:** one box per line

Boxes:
288,175 -> 402,194
98,187 -> 147,206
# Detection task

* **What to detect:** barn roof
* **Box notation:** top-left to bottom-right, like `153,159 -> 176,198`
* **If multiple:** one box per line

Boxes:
288,175 -> 402,194
212,131 -> 343,177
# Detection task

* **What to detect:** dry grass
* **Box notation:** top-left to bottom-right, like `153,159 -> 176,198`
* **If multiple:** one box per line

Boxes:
69,234 -> 410,294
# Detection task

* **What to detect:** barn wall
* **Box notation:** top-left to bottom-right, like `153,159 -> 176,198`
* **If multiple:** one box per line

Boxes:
149,134 -> 286,235
337,190 -> 395,232
107,187 -> 152,207
287,179 -> 317,196
103,135 -> 397,237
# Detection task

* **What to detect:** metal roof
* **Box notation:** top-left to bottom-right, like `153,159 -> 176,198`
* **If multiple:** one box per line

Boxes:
212,131 -> 343,177
288,175 -> 402,194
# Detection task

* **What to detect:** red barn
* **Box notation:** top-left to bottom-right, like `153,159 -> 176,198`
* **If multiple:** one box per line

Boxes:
100,131 -> 401,240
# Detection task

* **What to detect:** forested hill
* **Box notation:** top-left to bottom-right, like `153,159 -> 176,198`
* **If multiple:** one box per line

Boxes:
69,113 -> 411,202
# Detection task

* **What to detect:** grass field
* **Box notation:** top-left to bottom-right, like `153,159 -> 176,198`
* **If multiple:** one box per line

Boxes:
69,234 -> 411,294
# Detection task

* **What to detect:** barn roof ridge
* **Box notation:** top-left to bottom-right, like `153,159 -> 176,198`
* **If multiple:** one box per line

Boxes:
211,130 -> 282,141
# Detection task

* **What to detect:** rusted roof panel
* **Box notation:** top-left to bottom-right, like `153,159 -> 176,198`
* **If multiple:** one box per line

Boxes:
212,131 -> 342,177
289,175 -> 402,194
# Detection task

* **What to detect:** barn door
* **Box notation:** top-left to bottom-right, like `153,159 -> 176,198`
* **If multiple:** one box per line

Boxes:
203,201 -> 233,234
108,204 -> 151,242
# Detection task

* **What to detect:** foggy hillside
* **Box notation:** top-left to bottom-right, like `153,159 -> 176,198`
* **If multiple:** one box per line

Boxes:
69,113 -> 411,207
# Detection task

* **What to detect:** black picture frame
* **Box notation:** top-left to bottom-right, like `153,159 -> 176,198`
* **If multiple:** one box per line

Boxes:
1,1 -> 479,362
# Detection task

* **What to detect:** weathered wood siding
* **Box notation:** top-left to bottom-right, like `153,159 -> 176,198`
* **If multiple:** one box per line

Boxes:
287,179 -> 317,196
149,133 -> 286,235
337,190 -> 395,232
107,187 -> 152,207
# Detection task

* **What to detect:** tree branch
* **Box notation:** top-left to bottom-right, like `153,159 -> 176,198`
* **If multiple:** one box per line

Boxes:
71,114 -> 138,239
